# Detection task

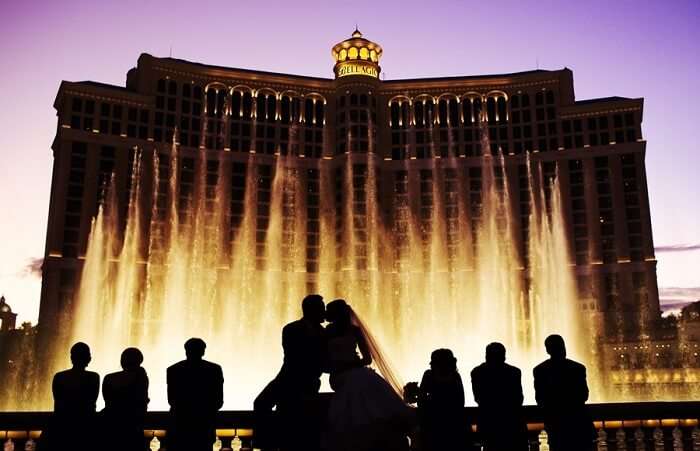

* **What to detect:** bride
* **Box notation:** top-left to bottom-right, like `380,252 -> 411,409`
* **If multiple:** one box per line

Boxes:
324,299 -> 413,451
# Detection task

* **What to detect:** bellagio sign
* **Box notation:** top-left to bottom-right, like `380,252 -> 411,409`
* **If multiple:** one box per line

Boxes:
336,61 -> 380,79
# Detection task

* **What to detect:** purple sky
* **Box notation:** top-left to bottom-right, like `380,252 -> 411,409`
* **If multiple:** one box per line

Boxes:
1,0 -> 699,323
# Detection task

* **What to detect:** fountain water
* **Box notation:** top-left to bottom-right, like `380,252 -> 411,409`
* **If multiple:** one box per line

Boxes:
27,110 -> 588,410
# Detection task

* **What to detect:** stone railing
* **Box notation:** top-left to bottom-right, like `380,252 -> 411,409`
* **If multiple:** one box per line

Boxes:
1,401 -> 699,450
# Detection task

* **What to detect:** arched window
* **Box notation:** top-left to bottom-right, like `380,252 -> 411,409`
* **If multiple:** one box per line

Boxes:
438,99 -> 449,127
390,103 -> 400,128
414,102 -> 424,127
497,97 -> 507,121
535,91 -> 544,106
242,92 -> 253,119
304,98 -> 314,123
266,95 -> 276,123
486,97 -> 497,124
232,91 -> 242,117
206,89 -> 225,118
281,96 -> 291,123
314,100 -> 324,125
449,99 -> 459,125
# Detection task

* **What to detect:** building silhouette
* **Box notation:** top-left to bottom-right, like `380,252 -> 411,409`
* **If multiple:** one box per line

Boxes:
38,31 -> 668,391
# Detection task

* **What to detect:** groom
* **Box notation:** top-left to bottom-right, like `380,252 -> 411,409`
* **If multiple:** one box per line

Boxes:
254,294 -> 326,451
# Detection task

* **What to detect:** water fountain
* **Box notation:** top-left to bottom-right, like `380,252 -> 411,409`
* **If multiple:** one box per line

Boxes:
22,109 -> 587,410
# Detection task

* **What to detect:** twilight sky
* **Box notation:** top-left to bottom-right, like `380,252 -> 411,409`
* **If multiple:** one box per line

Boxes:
0,0 -> 698,323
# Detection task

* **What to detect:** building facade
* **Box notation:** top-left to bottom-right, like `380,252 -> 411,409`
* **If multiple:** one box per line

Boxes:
40,30 -> 660,350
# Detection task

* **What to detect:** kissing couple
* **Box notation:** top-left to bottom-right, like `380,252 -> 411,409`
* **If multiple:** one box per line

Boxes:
253,295 -> 413,451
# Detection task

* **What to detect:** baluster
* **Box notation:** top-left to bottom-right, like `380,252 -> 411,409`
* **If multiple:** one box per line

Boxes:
213,436 -> 222,451
3,438 -> 14,451
538,430 -> 550,451
23,439 -> 36,451
653,427 -> 664,451
597,428 -> 609,450
231,435 -> 243,451
672,427 -> 684,451
634,428 -> 646,451
149,436 -> 161,451
616,428 -> 627,450
693,426 -> 700,451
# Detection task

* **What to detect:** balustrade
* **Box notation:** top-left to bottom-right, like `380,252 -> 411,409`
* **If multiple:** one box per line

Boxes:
1,402 -> 699,450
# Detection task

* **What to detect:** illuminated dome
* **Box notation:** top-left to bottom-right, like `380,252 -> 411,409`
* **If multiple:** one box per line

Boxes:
331,28 -> 383,79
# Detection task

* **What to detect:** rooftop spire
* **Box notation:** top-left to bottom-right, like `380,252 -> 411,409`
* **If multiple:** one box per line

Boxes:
331,29 -> 383,79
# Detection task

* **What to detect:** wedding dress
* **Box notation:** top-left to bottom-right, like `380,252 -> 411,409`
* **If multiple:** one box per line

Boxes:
326,308 -> 412,451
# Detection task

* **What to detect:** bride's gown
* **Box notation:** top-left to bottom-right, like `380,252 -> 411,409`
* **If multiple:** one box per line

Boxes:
326,328 -> 412,451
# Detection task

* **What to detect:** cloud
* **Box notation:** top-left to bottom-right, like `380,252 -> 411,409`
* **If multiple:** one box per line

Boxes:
22,258 -> 43,278
659,286 -> 700,305
655,243 -> 700,253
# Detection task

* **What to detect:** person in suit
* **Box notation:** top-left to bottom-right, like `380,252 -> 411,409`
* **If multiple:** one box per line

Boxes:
253,294 -> 326,451
470,343 -> 528,451
533,334 -> 595,451
45,342 -> 100,451
102,347 -> 149,451
167,338 -> 224,451
418,348 -> 471,451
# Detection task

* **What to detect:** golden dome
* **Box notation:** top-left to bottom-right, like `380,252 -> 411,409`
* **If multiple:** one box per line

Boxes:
331,29 -> 382,79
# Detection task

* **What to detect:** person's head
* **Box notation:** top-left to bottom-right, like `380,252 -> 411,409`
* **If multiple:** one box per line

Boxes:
430,348 -> 457,373
326,299 -> 351,326
485,342 -> 506,364
184,338 -> 206,360
70,342 -> 91,369
544,334 -> 566,360
302,294 -> 325,323
120,347 -> 144,371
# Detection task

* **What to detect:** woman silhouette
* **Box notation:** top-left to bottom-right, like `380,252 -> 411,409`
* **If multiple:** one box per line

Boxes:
325,299 -> 412,451
102,347 -> 149,451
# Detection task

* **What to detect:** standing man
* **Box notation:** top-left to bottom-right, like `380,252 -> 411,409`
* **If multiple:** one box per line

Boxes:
254,294 -> 326,451
533,334 -> 595,451
45,342 -> 100,451
471,342 -> 528,451
167,338 -> 224,451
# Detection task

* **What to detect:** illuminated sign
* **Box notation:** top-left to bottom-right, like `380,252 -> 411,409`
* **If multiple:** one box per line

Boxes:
336,61 -> 379,79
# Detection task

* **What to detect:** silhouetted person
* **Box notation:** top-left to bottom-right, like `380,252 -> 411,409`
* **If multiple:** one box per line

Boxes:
167,338 -> 224,451
533,335 -> 595,451
418,349 -> 470,451
44,342 -> 100,451
254,294 -> 326,451
471,343 -> 528,451
102,347 -> 149,451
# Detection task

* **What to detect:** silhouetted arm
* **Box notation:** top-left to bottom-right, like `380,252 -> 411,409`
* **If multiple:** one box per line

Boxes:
166,368 -> 176,410
470,369 -> 482,405
214,365 -> 224,411
417,370 -> 432,408
514,368 -> 524,407
282,323 -> 303,366
282,324 -> 292,355
578,366 -> 589,404
51,373 -> 62,410
455,373 -> 465,408
101,375 -> 112,408
89,373 -> 100,412
141,371 -> 150,412
533,367 -> 545,407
